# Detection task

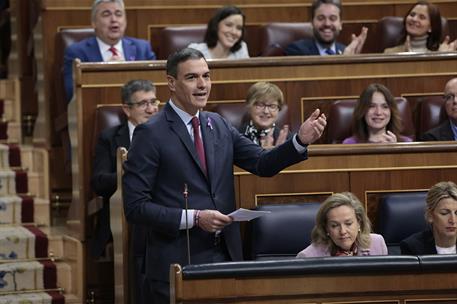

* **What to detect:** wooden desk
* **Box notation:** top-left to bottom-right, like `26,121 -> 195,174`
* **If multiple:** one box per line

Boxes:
170,256 -> 457,303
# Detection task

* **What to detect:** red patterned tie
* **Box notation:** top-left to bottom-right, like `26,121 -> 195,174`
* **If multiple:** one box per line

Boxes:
191,117 -> 207,175
108,46 -> 118,56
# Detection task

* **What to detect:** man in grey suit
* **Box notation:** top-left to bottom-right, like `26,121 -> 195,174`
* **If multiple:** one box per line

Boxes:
122,48 -> 327,303
421,78 -> 457,141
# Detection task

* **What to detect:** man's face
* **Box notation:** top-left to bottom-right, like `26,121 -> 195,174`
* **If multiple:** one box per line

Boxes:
312,3 -> 342,46
122,90 -> 159,126
444,79 -> 457,124
167,58 -> 211,115
92,1 -> 127,45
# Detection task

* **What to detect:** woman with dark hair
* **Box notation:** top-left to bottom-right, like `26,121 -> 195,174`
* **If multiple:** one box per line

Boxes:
297,192 -> 387,257
342,83 -> 412,144
188,5 -> 249,59
384,0 -> 456,53
401,181 -> 457,255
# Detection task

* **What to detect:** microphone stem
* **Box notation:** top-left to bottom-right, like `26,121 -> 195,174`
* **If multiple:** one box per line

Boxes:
184,184 -> 191,265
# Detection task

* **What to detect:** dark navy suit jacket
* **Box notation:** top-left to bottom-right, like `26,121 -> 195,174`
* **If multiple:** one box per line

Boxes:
63,36 -> 156,102
122,102 -> 307,282
285,38 -> 346,56
420,120 -> 455,141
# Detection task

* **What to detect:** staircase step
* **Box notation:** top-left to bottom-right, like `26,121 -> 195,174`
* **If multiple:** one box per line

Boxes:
0,260 -> 57,292
0,226 -> 47,260
0,291 -> 64,304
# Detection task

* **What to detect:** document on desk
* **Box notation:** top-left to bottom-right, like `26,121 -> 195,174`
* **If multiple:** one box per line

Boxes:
228,208 -> 271,222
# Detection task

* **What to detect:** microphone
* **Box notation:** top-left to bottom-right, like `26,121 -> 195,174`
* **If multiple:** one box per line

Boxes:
183,183 -> 191,265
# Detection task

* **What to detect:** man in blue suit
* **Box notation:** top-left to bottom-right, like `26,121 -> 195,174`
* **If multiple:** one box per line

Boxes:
122,48 -> 327,303
285,0 -> 367,56
63,0 -> 156,103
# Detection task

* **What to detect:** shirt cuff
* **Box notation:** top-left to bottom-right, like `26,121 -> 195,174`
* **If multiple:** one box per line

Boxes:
179,209 -> 196,230
293,134 -> 308,154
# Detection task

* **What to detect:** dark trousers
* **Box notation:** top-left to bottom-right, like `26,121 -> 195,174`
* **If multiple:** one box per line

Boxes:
143,238 -> 230,303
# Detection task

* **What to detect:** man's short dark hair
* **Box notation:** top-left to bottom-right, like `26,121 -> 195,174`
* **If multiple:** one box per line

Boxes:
311,0 -> 342,20
121,79 -> 155,104
166,48 -> 206,78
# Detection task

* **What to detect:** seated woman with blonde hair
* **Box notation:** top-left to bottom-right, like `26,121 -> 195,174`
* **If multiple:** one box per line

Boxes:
240,82 -> 290,149
384,0 -> 456,53
400,181 -> 457,255
343,83 -> 413,144
297,192 -> 388,257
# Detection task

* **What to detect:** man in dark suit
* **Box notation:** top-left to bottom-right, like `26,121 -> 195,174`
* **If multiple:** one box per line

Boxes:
91,79 -> 159,303
63,0 -> 156,102
122,48 -> 327,303
421,78 -> 457,141
285,0 -> 367,56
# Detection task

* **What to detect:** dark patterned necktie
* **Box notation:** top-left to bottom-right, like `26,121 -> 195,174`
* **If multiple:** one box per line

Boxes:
325,48 -> 335,55
108,46 -> 118,56
191,117 -> 207,175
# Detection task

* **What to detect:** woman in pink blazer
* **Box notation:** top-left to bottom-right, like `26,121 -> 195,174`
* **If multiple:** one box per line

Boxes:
297,192 -> 388,257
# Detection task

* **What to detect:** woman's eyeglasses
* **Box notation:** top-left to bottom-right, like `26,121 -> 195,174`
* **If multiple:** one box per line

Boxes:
254,102 -> 280,112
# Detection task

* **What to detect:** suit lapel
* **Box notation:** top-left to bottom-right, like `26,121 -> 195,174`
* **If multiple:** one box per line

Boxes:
115,123 -> 131,150
309,39 -> 321,56
441,121 -> 455,140
165,104 -> 207,177
122,38 -> 137,61
86,37 -> 103,61
200,112 -> 215,182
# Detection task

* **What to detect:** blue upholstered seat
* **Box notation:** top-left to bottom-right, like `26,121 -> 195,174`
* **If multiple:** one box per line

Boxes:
250,203 -> 320,260
376,192 -> 428,254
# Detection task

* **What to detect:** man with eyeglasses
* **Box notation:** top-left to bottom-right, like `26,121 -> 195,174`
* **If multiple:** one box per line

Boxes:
91,79 -> 158,304
63,0 -> 156,103
421,78 -> 457,141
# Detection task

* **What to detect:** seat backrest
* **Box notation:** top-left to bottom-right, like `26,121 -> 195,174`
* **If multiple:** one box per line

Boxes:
416,95 -> 447,138
211,103 -> 289,131
375,192 -> 428,254
54,28 -> 95,112
260,22 -> 313,56
158,25 -> 206,60
250,202 -> 320,260
326,97 -> 414,143
92,105 -> 127,157
376,16 -> 449,53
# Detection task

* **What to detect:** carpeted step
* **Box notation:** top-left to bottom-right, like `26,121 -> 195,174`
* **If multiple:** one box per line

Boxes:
0,291 -> 64,304
0,225 -> 48,260
0,195 -> 50,226
0,260 -> 57,292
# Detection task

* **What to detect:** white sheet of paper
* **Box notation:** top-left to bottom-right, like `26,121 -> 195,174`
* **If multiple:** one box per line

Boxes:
228,208 -> 271,222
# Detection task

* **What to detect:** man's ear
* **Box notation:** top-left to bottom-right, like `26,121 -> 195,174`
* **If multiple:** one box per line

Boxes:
167,75 -> 176,92
121,104 -> 131,118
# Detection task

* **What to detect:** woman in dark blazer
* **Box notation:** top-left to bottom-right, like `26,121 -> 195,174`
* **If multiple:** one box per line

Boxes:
400,181 -> 457,255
